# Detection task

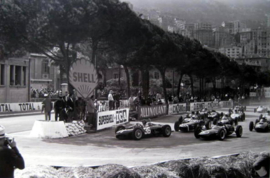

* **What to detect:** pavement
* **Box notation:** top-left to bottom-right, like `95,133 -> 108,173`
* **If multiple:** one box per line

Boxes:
2,104 -> 269,169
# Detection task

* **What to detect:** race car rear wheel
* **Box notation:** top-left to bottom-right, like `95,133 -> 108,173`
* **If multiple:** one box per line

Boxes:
174,121 -> 180,132
249,121 -> 254,131
132,128 -> 144,140
194,127 -> 202,139
236,125 -> 243,137
218,129 -> 226,140
115,126 -> 125,133
178,116 -> 183,124
162,125 -> 171,137
205,120 -> 211,129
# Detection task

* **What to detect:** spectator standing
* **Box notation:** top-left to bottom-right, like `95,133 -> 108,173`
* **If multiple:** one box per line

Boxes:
41,94 -> 53,121
75,97 -> 86,120
54,95 -> 66,121
86,95 -> 96,129
0,125 -> 25,178
108,90 -> 114,110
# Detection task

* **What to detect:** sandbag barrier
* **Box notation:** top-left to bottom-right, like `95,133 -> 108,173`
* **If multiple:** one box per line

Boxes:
65,120 -> 86,136
14,151 -> 269,178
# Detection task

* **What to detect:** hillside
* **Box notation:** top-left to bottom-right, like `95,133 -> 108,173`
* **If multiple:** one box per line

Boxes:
125,0 -> 270,28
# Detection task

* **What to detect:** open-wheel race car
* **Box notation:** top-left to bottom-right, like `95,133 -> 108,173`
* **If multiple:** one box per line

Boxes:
229,108 -> 245,122
207,110 -> 222,124
115,119 -> 172,140
174,114 -> 211,132
234,105 -> 246,112
254,106 -> 269,113
194,116 -> 243,140
249,115 -> 270,132
198,108 -> 209,119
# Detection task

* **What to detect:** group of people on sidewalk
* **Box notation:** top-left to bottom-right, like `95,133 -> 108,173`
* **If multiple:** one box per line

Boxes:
41,92 -> 98,129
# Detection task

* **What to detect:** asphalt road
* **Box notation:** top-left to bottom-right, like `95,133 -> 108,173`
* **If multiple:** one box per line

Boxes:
1,106 -> 270,167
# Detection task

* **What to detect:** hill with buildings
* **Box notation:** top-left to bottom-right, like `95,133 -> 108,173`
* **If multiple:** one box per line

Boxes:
126,0 -> 270,28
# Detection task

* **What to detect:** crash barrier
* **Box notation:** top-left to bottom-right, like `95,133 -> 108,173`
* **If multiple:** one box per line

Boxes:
96,108 -> 129,131
97,100 -> 130,112
0,102 -> 43,113
30,120 -> 87,138
219,100 -> 233,108
190,101 -> 220,111
139,104 -> 167,119
30,121 -> 69,138
168,103 -> 187,115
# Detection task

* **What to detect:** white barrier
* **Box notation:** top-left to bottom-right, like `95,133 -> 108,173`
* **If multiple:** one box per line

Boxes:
219,101 -> 233,108
168,103 -> 186,115
96,108 -> 129,131
0,102 -> 43,112
140,105 -> 167,119
30,121 -> 69,138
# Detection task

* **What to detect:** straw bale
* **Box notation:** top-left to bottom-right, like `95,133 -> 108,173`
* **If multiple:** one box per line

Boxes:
131,165 -> 179,178
94,164 -> 141,178
158,160 -> 193,178
14,165 -> 58,178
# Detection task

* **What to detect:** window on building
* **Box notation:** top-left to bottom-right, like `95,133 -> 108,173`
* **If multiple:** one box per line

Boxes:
10,65 -> 26,86
42,60 -> 50,74
154,72 -> 159,79
114,73 -> 119,79
0,64 -> 4,85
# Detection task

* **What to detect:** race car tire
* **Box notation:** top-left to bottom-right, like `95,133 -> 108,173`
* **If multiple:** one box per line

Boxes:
194,127 -> 202,139
174,121 -> 180,132
249,121 -> 254,131
205,120 -> 211,130
236,125 -> 243,137
218,129 -> 226,140
255,119 -> 259,125
178,116 -> 183,124
234,119 -> 238,126
162,125 -> 171,137
213,118 -> 219,125
242,113 -> 246,121
115,125 -> 125,134
132,128 -> 144,140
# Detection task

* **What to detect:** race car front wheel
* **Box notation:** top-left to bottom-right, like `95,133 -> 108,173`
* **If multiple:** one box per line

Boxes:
218,129 -> 226,140
132,128 -> 144,140
174,121 -> 180,132
162,125 -> 171,137
249,122 -> 254,131
236,125 -> 243,137
194,127 -> 202,139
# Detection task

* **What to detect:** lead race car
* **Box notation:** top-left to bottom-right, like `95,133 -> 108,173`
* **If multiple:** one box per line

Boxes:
254,106 -> 270,113
249,115 -> 270,132
194,115 -> 243,140
115,119 -> 172,140
174,112 -> 211,132
229,108 -> 245,122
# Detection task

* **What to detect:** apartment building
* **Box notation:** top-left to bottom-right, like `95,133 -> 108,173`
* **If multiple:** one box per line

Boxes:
219,46 -> 243,59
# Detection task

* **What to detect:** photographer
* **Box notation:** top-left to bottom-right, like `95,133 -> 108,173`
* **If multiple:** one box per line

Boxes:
0,125 -> 25,178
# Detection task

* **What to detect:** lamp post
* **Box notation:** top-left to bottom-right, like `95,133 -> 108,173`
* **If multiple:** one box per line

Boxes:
28,57 -> 31,102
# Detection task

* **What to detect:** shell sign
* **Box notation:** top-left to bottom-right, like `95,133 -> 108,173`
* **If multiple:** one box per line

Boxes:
69,59 -> 98,99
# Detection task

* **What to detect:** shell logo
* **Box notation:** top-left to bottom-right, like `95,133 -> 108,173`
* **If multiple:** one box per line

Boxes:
69,58 -> 98,99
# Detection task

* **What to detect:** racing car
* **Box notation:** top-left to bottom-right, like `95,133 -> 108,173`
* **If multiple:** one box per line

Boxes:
249,115 -> 270,132
254,106 -> 269,113
194,116 -> 243,140
207,110 -> 222,124
198,108 -> 209,119
229,108 -> 245,122
174,114 -> 211,132
115,120 -> 172,140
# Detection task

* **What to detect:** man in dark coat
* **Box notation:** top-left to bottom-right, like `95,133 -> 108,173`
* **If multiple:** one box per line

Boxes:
54,96 -> 66,121
0,125 -> 25,178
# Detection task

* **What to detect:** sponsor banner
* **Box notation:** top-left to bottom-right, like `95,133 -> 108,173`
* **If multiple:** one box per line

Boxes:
97,108 -> 129,131
250,92 -> 256,97
168,103 -> 186,115
264,87 -> 270,98
190,101 -> 220,111
140,105 -> 167,119
0,102 -> 43,113
97,100 -> 129,112
219,101 -> 233,108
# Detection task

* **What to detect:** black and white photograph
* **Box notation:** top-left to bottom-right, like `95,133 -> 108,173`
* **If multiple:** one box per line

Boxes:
0,0 -> 270,177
